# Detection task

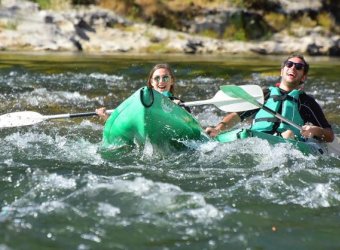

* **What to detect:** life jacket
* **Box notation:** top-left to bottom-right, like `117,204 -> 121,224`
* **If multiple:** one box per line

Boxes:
251,87 -> 304,140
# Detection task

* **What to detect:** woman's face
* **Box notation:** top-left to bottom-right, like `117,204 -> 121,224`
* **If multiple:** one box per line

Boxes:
150,68 -> 173,93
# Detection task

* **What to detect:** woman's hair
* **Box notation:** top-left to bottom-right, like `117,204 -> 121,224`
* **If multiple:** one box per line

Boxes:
281,54 -> 309,74
146,63 -> 176,94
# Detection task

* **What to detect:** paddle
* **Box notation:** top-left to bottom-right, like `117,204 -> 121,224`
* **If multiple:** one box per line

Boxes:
0,85 -> 264,129
220,85 -> 301,130
0,110 -> 114,129
184,84 -> 264,112
220,85 -> 340,156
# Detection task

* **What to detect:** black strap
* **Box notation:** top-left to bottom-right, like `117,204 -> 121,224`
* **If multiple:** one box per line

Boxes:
140,87 -> 154,108
272,94 -> 298,103
170,96 -> 191,113
254,117 -> 280,123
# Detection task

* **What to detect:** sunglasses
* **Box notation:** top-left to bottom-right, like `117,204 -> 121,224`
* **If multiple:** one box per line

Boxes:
153,75 -> 171,83
285,61 -> 305,71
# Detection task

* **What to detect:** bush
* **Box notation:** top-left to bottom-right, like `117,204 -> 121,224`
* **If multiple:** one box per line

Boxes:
317,12 -> 334,30
29,0 -> 71,10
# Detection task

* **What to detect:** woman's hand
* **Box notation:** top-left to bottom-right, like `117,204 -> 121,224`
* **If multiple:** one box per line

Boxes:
172,99 -> 181,105
96,107 -> 109,121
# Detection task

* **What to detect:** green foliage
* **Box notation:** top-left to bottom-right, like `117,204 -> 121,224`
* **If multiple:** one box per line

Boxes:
230,0 -> 270,8
222,12 -> 247,41
0,21 -> 17,30
198,29 -> 220,39
229,0 -> 243,7
29,0 -> 71,10
298,13 -> 317,28
264,12 -> 287,31
127,5 -> 141,21
144,41 -> 177,53
223,25 -> 246,41
317,12 -> 333,30
29,0 -> 52,9
229,0 -> 281,13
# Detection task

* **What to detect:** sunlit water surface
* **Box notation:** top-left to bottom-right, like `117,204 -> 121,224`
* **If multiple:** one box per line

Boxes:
0,53 -> 339,250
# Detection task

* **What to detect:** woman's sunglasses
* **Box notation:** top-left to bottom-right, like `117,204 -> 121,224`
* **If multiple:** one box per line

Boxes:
153,75 -> 171,83
285,61 -> 305,71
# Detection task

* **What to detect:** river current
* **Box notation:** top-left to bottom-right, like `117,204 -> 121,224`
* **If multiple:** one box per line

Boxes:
0,53 -> 339,249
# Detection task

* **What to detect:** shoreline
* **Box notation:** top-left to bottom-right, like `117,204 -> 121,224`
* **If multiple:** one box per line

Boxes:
1,50 -> 339,62
1,0 -> 339,57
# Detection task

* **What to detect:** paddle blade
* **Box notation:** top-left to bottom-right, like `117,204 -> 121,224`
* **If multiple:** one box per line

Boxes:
212,91 -> 262,112
0,111 -> 45,128
217,85 -> 264,111
220,85 -> 263,109
183,85 -> 264,112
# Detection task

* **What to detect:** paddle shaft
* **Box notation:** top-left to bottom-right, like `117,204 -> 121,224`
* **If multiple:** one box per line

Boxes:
44,110 -> 114,120
260,105 -> 302,131
1,85 -> 262,128
184,99 -> 214,106
221,85 -> 302,131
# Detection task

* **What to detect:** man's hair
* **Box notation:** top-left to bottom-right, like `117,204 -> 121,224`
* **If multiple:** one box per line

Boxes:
281,54 -> 309,74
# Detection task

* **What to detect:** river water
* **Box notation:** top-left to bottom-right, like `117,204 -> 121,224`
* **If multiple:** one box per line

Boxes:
0,53 -> 339,249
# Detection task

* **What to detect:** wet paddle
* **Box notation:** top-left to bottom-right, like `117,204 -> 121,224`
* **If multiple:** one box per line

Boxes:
220,84 -> 302,130
0,110 -> 114,128
184,84 -> 264,112
0,85 -> 263,129
220,84 -> 340,156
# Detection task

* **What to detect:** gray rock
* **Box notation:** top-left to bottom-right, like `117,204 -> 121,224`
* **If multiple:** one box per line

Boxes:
0,0 -> 338,56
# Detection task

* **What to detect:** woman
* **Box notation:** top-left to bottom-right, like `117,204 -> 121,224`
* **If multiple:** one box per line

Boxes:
96,63 -> 189,120
146,63 -> 176,96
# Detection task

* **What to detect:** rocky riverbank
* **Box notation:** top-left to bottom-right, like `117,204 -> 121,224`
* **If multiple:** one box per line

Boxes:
0,0 -> 339,56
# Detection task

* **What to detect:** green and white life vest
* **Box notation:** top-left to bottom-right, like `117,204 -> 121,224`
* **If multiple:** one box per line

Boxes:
251,87 -> 305,140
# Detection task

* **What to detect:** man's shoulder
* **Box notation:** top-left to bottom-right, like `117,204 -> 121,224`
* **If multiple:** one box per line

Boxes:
298,91 -> 316,102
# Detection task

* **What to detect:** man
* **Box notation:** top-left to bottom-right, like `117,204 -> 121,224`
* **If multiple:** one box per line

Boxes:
205,54 -> 334,142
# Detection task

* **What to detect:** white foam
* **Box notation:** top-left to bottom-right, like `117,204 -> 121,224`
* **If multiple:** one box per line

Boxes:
4,131 -> 104,165
21,88 -> 90,106
97,203 -> 120,217
89,73 -> 123,86
85,176 -> 223,223
33,172 -> 77,190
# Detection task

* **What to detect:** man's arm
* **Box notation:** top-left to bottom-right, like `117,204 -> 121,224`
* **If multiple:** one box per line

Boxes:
301,125 -> 334,142
299,94 -> 334,142
205,112 -> 241,137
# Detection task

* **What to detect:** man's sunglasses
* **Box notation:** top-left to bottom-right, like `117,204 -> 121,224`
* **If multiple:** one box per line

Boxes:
153,75 -> 171,83
285,61 -> 305,71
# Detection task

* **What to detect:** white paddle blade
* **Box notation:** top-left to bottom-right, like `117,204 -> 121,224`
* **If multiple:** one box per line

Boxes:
0,111 -> 45,128
183,85 -> 264,112
213,85 -> 264,112
213,91 -> 263,112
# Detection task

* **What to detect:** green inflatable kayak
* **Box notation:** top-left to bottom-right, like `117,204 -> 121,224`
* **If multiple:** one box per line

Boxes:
102,87 -> 327,155
103,87 -> 209,150
216,128 -> 327,155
